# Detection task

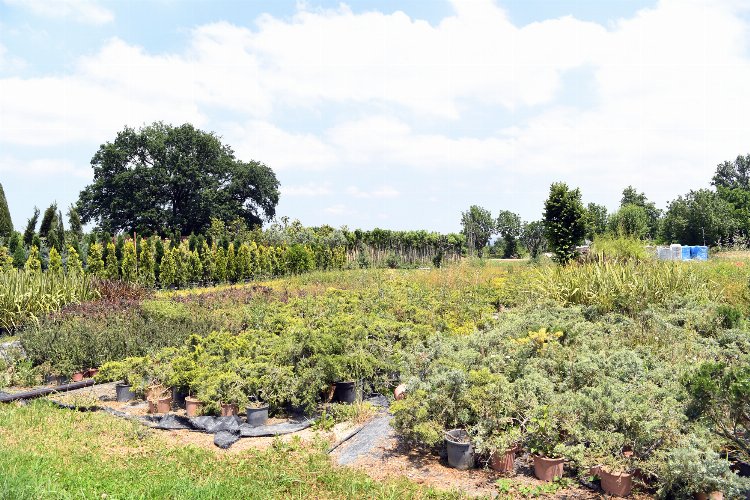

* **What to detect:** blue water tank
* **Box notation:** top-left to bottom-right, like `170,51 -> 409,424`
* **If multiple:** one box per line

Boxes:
681,246 -> 692,260
696,246 -> 709,261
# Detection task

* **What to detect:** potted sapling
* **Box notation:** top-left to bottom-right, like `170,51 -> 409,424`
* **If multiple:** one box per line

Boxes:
587,444 -> 636,497
657,443 -> 748,500
199,372 -> 248,417
467,370 -> 523,474
96,359 -> 143,403
323,350 -> 377,405
525,406 -> 568,482
244,363 -> 273,427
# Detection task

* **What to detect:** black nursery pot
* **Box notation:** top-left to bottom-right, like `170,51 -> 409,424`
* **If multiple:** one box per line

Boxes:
246,404 -> 270,427
172,387 -> 188,407
444,429 -> 474,470
115,383 -> 136,402
332,381 -> 356,404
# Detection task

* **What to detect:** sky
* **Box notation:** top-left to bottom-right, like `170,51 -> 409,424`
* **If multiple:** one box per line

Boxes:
1,0 -> 750,233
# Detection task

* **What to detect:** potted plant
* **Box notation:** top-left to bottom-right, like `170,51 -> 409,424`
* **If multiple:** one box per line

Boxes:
244,363 -> 273,427
466,370 -> 523,474
185,395 -> 204,417
486,429 -> 522,474
525,407 -> 567,482
658,444 -> 746,500
96,360 -> 140,402
590,461 -> 634,497
445,428 -> 475,470
197,372 -> 247,417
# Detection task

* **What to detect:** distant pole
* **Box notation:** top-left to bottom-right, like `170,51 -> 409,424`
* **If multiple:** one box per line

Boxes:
702,227 -> 705,247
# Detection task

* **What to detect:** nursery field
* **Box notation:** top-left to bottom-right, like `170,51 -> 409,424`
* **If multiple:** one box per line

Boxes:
2,258 -> 750,498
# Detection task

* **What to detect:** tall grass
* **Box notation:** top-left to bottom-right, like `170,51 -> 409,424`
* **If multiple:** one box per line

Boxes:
589,235 -> 652,262
0,270 -> 99,333
524,260 -> 717,314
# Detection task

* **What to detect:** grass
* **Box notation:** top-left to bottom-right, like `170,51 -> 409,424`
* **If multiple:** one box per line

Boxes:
0,400 -> 457,499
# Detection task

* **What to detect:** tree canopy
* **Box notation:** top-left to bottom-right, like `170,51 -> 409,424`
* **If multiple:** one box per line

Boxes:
77,122 -> 280,235
460,205 -> 494,255
661,189 -> 736,245
543,182 -> 586,264
620,186 -> 661,238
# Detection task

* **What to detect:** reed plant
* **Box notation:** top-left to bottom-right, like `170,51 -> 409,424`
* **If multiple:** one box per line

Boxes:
0,270 -> 99,332
524,260 -> 717,314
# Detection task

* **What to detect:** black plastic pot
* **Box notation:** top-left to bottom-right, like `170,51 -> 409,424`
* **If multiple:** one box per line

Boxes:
246,404 -> 270,427
333,381 -> 356,404
445,429 -> 474,470
172,387 -> 188,407
44,374 -> 68,386
115,383 -> 136,402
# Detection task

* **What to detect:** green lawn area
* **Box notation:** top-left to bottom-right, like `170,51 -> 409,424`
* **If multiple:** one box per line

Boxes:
0,401 -> 455,500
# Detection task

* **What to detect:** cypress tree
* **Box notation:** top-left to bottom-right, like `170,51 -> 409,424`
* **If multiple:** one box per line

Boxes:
67,204 -> 83,238
66,245 -> 83,275
24,245 -> 41,273
12,244 -> 25,269
105,242 -> 119,280
249,242 -> 260,278
23,207 -> 39,246
226,243 -> 237,283
237,243 -> 251,281
46,211 -> 65,252
115,234 -> 125,262
258,245 -> 270,276
48,247 -> 63,275
39,203 -> 57,238
200,241 -> 215,283
159,247 -> 177,288
87,242 -> 105,276
0,183 -> 12,238
175,243 -> 190,288
138,237 -> 156,288
120,240 -> 137,282
8,232 -> 20,253
0,246 -> 13,271
214,246 -> 227,283
154,237 -> 165,279
189,250 -> 203,283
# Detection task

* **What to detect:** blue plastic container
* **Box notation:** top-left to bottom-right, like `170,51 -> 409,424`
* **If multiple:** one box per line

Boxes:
681,246 -> 692,261
696,246 -> 709,261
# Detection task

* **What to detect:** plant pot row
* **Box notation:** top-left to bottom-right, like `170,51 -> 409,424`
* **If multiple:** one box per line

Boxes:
115,383 -> 269,425
444,430 -> 633,497
443,436 -> 726,499
66,368 -> 99,383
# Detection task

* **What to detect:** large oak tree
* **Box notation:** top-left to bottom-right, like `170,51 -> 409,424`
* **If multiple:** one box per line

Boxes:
78,122 -> 280,235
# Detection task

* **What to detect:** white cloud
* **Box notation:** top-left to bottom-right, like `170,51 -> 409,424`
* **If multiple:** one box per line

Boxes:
4,0 -> 114,24
346,185 -> 400,198
280,182 -> 332,197
225,120 -> 337,170
323,204 -> 348,215
0,156 -> 90,178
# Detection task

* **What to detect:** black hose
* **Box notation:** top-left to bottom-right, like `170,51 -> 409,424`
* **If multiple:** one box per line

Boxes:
0,379 -> 96,403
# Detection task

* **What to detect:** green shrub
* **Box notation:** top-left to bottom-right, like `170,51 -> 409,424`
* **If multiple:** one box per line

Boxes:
716,304 -> 743,329
285,244 -> 315,274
